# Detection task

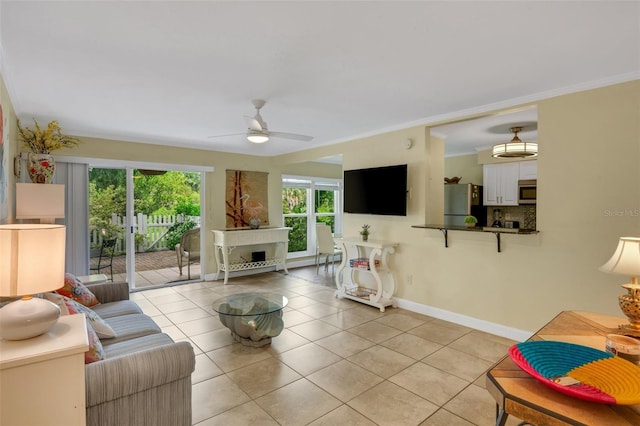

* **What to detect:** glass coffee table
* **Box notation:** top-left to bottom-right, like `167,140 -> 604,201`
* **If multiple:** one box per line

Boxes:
212,292 -> 288,347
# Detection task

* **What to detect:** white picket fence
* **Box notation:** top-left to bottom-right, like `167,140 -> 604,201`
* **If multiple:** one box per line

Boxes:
90,214 -> 200,253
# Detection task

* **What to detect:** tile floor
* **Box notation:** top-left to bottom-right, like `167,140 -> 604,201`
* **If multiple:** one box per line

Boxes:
130,266 -> 524,426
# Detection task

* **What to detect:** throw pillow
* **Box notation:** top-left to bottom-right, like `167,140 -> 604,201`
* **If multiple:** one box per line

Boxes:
55,273 -> 100,307
44,293 -> 116,339
84,318 -> 106,364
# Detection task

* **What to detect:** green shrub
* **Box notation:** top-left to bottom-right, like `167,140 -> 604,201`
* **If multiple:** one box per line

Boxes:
166,219 -> 198,249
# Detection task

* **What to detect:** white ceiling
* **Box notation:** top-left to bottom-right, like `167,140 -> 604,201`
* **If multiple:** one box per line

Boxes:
432,106 -> 538,157
1,1 -> 638,158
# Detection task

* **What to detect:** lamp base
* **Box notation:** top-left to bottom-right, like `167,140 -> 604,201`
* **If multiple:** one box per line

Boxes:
618,284 -> 640,338
0,296 -> 61,340
617,324 -> 640,338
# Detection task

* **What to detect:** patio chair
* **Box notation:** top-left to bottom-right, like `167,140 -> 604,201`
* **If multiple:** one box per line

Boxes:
90,238 -> 117,281
175,227 -> 200,279
316,223 -> 341,276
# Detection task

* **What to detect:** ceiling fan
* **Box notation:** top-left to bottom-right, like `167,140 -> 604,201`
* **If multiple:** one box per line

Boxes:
210,99 -> 314,144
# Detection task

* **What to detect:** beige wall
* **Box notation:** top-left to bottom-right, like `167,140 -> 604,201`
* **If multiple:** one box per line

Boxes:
444,154 -> 483,185
302,80 -> 639,334
4,67 -> 639,334
406,80 -> 639,332
280,160 -> 342,179
0,72 -> 18,224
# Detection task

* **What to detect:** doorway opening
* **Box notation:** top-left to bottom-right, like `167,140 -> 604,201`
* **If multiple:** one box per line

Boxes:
89,167 -> 203,289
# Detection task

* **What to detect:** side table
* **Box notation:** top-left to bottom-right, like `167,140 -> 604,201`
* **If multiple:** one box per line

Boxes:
0,314 -> 89,425
486,311 -> 640,426
77,274 -> 108,285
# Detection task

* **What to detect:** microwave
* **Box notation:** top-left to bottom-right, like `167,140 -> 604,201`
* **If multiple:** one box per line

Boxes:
518,180 -> 537,204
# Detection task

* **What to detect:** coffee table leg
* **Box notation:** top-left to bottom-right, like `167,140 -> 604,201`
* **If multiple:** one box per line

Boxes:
495,404 -> 508,426
219,310 -> 285,347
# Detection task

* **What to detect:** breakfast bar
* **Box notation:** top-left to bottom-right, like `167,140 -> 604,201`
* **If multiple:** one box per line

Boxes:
412,224 -> 538,252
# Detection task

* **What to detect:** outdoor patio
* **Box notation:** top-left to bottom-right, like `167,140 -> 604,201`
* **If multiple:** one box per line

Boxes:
97,249 -> 201,289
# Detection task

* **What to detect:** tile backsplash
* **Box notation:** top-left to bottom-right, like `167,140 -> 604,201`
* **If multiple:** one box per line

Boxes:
486,205 -> 537,230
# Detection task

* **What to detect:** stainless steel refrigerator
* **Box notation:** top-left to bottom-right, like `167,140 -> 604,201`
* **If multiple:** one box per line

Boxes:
444,184 -> 485,227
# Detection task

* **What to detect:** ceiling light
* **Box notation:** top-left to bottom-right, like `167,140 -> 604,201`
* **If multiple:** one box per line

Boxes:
492,127 -> 538,158
247,131 -> 269,144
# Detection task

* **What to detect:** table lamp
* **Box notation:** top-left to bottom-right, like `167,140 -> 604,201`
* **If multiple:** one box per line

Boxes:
599,237 -> 640,336
0,224 -> 66,340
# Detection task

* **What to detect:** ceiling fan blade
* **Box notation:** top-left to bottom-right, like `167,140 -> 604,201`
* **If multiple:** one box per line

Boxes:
207,132 -> 245,138
269,131 -> 314,142
244,116 -> 263,131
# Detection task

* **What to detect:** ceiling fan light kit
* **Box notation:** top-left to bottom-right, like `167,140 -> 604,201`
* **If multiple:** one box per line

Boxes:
492,126 -> 538,158
247,131 -> 269,144
209,99 -> 313,144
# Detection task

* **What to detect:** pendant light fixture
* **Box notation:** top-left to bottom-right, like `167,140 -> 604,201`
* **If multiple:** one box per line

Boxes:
492,126 -> 538,158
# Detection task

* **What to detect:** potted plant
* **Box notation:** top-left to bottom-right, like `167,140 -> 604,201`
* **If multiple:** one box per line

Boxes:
17,119 -> 81,183
464,215 -> 478,228
360,224 -> 371,241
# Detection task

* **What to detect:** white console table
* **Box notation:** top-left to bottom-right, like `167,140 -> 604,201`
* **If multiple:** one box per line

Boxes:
334,238 -> 398,312
212,227 -> 291,284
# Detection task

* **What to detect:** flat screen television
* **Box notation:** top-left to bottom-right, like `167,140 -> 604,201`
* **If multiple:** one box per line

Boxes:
343,164 -> 407,216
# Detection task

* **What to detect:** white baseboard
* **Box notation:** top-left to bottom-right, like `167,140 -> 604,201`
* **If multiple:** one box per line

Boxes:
201,262 -> 530,342
395,297 -> 533,342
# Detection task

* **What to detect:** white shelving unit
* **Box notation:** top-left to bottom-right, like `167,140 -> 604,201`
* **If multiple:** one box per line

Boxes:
334,238 -> 398,312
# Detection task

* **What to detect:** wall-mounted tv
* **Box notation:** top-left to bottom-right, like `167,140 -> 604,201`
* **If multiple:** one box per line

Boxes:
343,164 -> 407,216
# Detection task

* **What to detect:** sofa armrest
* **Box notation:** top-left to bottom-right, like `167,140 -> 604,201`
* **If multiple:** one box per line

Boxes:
85,281 -> 130,303
85,341 -> 195,407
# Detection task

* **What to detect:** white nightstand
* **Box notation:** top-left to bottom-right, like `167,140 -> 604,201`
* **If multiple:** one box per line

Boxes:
0,314 -> 89,425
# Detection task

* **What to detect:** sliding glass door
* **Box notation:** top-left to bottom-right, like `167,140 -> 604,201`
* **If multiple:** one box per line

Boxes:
88,167 -> 203,289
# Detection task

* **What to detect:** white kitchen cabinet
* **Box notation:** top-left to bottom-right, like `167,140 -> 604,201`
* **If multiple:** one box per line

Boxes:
519,160 -> 537,180
483,162 -> 519,206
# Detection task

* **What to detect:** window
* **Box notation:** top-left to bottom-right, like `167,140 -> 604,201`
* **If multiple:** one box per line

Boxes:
282,175 -> 342,257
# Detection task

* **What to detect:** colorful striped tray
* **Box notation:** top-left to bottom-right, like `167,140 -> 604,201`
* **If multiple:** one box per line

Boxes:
509,341 -> 640,405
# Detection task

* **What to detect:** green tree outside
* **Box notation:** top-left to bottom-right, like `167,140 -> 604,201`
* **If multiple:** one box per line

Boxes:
89,169 -> 201,250
283,187 -> 336,252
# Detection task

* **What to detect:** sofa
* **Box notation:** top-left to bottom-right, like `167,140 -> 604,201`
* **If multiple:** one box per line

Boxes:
82,280 -> 195,426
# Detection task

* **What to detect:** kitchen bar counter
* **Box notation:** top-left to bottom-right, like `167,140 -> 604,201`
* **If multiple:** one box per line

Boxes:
412,224 -> 538,252
412,224 -> 538,234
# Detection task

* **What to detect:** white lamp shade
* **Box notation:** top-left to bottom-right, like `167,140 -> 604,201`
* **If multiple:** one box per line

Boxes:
0,224 -> 66,297
16,183 -> 65,223
599,237 -> 640,277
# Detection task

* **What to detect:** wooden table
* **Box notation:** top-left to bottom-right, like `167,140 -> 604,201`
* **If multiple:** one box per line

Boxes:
486,311 -> 640,426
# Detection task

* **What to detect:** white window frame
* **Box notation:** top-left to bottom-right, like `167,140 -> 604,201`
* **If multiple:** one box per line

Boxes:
282,175 -> 342,258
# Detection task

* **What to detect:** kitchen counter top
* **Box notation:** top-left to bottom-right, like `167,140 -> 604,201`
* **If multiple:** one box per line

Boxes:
412,224 -> 538,234
411,224 -> 538,252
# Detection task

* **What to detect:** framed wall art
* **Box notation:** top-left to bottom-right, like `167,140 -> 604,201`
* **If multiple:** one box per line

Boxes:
225,170 -> 269,228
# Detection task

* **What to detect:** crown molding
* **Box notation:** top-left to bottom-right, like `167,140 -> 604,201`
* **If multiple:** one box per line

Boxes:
330,71 -> 640,146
